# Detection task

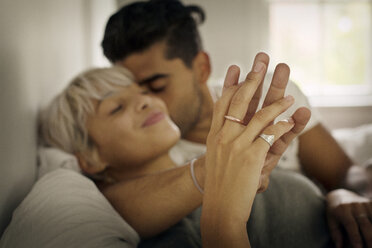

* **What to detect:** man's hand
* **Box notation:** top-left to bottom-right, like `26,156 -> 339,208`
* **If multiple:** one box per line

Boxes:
236,52 -> 311,193
326,189 -> 372,248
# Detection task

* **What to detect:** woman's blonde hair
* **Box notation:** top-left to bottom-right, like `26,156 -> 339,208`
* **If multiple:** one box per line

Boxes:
39,66 -> 134,165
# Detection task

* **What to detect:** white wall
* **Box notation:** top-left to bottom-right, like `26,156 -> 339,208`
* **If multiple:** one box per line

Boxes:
0,0 -> 115,235
184,0 -> 269,82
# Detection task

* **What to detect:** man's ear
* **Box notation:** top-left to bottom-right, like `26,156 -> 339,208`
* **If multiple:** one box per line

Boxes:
193,51 -> 211,85
75,149 -> 108,176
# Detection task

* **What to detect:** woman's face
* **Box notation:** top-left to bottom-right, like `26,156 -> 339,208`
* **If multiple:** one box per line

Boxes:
86,84 -> 180,170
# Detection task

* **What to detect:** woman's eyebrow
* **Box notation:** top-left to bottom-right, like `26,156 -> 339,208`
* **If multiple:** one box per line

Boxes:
137,73 -> 169,86
96,91 -> 117,112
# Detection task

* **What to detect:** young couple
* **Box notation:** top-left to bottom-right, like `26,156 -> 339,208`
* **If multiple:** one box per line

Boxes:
40,0 -> 371,247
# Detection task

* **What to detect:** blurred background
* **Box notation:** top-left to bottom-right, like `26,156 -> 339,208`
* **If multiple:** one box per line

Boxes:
0,0 -> 371,236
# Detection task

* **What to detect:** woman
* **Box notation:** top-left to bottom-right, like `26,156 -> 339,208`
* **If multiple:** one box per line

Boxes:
40,60 -> 318,247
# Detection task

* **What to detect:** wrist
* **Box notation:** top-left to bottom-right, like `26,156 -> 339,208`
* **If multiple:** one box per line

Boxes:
201,212 -> 249,248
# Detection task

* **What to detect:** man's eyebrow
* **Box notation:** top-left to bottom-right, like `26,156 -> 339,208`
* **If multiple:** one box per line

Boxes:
137,73 -> 169,86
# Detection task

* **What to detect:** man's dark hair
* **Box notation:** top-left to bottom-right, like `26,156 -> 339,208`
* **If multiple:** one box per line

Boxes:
101,0 -> 205,68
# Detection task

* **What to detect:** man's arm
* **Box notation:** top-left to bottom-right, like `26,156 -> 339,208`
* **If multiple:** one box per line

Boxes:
299,123 -> 372,247
298,123 -> 352,190
100,157 -> 205,239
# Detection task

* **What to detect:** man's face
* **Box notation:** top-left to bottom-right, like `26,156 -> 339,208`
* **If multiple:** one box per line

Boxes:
118,42 -> 203,136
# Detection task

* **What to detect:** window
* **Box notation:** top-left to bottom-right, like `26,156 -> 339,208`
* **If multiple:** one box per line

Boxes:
269,0 -> 372,106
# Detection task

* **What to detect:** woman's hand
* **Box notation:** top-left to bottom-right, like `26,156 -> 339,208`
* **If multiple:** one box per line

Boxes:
201,54 -> 304,247
326,189 -> 372,248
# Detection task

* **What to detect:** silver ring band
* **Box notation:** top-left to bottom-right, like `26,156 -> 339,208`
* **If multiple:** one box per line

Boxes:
259,134 -> 275,147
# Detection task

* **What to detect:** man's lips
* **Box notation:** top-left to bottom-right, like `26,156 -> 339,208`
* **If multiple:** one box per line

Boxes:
142,112 -> 166,127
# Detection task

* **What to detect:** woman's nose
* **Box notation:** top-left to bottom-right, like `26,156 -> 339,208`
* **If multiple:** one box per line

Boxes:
135,94 -> 152,112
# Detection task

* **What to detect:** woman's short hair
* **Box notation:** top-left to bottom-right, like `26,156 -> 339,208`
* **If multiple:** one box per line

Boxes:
39,66 -> 134,165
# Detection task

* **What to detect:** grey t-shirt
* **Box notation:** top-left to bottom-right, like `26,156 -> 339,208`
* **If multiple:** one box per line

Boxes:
138,169 -> 332,248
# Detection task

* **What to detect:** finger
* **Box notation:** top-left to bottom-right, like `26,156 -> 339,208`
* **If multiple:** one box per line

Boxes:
261,63 -> 290,126
222,65 -> 240,92
209,65 -> 241,134
222,59 -> 267,139
354,203 -> 372,247
262,63 -> 290,109
243,53 -> 270,123
327,214 -> 344,248
256,173 -> 269,194
224,61 -> 266,121
260,108 -> 310,174
249,115 -> 295,158
269,107 -> 311,157
241,95 -> 295,145
340,211 -> 364,248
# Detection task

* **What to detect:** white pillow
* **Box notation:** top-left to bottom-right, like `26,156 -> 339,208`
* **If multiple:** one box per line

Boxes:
37,147 -> 81,179
0,169 -> 139,248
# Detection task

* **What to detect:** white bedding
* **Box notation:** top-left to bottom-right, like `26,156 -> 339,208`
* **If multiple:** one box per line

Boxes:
0,169 -> 139,248
332,123 -> 372,167
1,124 -> 371,247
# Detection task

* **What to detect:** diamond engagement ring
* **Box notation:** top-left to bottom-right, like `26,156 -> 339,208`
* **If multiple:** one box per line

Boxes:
259,133 -> 275,147
224,115 -> 245,125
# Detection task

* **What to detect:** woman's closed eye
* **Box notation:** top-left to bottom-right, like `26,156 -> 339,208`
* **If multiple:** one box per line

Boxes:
110,104 -> 123,115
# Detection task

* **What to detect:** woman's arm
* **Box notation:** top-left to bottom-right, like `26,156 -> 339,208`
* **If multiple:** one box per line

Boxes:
101,157 -> 205,238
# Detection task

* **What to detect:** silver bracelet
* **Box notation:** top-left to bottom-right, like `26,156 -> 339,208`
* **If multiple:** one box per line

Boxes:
190,158 -> 204,194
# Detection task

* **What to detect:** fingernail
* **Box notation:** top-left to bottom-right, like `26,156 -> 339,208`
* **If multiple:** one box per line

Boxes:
285,95 -> 294,102
279,117 -> 294,124
253,61 -> 265,72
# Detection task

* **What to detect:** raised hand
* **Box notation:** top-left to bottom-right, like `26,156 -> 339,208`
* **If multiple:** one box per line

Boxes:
201,54 -> 301,248
216,52 -> 311,193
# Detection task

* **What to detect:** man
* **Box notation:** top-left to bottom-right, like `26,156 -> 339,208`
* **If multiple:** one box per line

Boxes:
102,0 -> 372,247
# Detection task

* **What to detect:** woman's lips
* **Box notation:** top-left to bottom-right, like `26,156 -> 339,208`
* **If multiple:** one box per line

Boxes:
142,112 -> 166,127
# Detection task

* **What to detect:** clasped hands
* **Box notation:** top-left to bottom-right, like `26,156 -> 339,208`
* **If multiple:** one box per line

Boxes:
202,52 -> 311,195
199,53 -> 311,247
